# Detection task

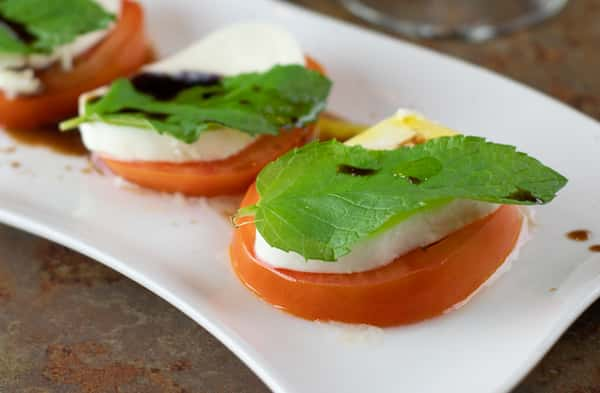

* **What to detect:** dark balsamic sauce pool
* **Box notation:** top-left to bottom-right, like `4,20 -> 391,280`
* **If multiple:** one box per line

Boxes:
3,127 -> 87,156
506,188 -> 543,204
564,230 -> 600,254
337,164 -> 378,177
131,71 -> 222,100
566,230 -> 590,242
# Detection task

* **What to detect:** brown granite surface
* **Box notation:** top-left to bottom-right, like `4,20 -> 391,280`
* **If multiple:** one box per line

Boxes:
1,1 -> 600,392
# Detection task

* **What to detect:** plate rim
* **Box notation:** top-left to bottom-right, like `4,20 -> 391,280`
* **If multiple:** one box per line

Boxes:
1,1 -> 600,392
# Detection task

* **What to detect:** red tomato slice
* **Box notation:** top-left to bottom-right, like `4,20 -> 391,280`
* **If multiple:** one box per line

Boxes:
0,0 -> 151,130
102,126 -> 315,196
230,184 -> 524,326
100,57 -> 325,196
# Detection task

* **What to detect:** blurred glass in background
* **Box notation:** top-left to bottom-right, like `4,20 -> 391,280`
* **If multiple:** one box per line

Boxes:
339,0 -> 568,41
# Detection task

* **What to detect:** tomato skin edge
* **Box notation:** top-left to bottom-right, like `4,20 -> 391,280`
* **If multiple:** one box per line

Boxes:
230,184 -> 524,326
101,126 -> 316,196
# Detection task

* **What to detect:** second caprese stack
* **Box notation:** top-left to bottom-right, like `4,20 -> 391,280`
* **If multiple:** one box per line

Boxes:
61,23 -> 332,196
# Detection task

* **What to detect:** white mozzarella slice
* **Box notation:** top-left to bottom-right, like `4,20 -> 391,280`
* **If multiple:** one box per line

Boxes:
146,23 -> 305,76
0,53 -> 26,69
254,200 -> 500,274
80,122 -> 256,162
0,69 -> 41,98
80,23 -> 305,162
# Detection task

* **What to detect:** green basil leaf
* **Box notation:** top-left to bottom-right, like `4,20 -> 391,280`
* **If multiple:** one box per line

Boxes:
61,65 -> 333,143
248,136 -> 567,261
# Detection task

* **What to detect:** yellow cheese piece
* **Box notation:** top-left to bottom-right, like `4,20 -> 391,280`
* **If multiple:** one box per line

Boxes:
345,110 -> 458,150
402,114 -> 458,140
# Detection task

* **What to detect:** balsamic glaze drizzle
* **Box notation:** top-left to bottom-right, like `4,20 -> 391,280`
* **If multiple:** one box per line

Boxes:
131,71 -> 222,100
337,165 -> 378,177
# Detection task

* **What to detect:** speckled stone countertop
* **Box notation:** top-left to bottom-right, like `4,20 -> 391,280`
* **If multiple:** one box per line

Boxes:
1,1 -> 600,392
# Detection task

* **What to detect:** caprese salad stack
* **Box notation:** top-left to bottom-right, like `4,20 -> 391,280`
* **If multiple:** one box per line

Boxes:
61,23 -> 331,196
0,0 -> 150,129
231,111 -> 567,326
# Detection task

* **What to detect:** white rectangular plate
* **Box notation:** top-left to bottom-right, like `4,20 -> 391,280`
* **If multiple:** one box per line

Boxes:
1,1 -> 600,392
